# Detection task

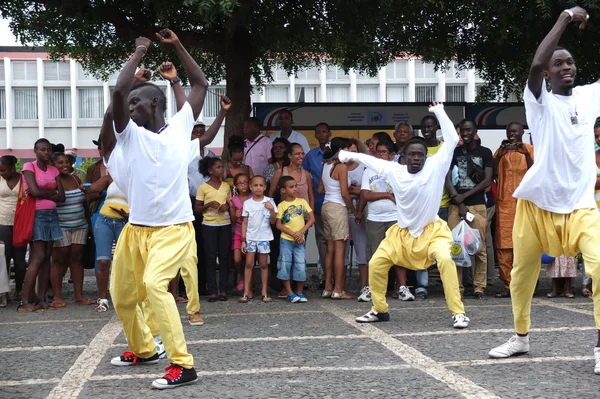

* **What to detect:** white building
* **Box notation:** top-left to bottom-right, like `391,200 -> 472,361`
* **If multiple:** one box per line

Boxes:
0,47 -> 489,158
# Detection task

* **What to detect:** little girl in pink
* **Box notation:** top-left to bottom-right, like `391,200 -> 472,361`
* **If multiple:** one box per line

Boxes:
229,173 -> 250,295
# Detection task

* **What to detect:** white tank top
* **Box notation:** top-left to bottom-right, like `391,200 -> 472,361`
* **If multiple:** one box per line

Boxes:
322,163 -> 345,206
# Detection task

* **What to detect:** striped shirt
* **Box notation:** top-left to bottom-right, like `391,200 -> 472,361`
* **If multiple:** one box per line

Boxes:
57,188 -> 87,229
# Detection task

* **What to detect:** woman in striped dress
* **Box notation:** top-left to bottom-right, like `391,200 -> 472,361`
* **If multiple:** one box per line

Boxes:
49,153 -> 94,307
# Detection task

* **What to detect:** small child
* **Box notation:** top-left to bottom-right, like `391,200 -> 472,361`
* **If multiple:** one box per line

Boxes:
239,176 -> 277,303
276,176 -> 315,303
230,173 -> 251,294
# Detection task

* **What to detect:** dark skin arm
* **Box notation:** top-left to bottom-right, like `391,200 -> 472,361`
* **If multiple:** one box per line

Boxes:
23,170 -> 65,202
451,167 -> 493,205
200,97 -> 230,147
528,7 -> 588,98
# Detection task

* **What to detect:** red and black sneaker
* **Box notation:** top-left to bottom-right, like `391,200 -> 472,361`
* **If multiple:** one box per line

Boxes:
151,364 -> 198,389
110,351 -> 160,366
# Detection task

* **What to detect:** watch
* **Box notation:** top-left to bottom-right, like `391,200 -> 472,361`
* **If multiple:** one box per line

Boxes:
169,77 -> 181,86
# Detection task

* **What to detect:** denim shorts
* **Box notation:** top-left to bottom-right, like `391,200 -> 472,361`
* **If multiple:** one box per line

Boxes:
277,238 -> 306,281
94,215 -> 127,261
33,210 -> 64,242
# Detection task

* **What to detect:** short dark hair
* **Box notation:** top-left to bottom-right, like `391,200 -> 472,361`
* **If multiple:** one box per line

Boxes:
34,138 -> 51,149
245,117 -> 261,129
199,156 -> 222,177
372,131 -> 393,143
51,152 -> 67,163
375,139 -> 395,153
279,109 -> 293,119
595,117 -> 600,129
131,82 -> 167,110
0,155 -> 17,168
323,137 -> 351,160
506,122 -> 524,132
279,175 -> 295,189
421,115 -> 438,126
404,137 -> 427,154
458,119 -> 477,132
315,122 -> 330,132
271,137 -> 291,164
251,175 -> 266,185
227,135 -> 245,155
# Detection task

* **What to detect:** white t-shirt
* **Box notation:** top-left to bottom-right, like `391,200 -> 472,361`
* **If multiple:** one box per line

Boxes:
514,81 -> 600,213
242,196 -> 276,241
108,102 -> 199,226
361,167 -> 396,222
339,104 -> 458,238
269,130 -> 311,154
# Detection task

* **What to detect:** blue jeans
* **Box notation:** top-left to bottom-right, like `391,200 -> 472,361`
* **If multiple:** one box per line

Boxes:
94,215 -> 127,262
277,238 -> 306,281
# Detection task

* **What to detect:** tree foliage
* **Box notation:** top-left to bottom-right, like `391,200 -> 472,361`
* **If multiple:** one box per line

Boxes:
1,0 -> 600,139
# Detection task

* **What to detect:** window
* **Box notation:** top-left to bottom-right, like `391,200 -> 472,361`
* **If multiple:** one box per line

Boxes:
203,86 -> 226,118
357,85 -> 379,102
326,66 -> 349,81
14,88 -> 38,120
12,61 -> 37,81
0,89 -> 5,119
44,61 -> 71,81
414,61 -> 436,79
447,61 -> 466,79
0,61 -> 4,81
295,86 -> 320,102
78,64 -> 99,81
265,86 -> 289,102
78,87 -> 104,119
386,86 -> 407,102
326,86 -> 350,102
415,86 -> 436,102
445,85 -> 465,102
385,60 -> 407,79
46,88 -> 71,119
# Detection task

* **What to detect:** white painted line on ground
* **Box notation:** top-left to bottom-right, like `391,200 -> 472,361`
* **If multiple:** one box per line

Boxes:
0,344 -> 86,353
343,303 -> 514,313
0,378 -> 61,387
443,355 -> 593,367
532,299 -> 595,316
392,325 -> 596,337
111,333 -> 367,348
322,302 -> 500,399
47,315 -> 122,399
0,318 -> 107,326
88,364 -> 412,381
182,309 -> 324,320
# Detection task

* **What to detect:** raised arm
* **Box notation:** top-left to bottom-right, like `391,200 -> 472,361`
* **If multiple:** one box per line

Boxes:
338,150 -> 399,177
112,37 -> 152,133
200,96 -> 231,147
158,62 -> 186,112
155,29 -> 208,120
528,7 -> 589,98
430,103 -> 459,153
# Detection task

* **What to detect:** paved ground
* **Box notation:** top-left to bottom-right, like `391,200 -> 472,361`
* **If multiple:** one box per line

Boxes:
0,268 -> 598,399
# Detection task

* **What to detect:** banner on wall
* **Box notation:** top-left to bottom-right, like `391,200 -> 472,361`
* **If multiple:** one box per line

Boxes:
253,103 -> 526,130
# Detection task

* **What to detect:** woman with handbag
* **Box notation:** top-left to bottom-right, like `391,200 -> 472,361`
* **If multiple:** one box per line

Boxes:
18,138 -> 65,312
0,155 -> 27,306
48,153 -> 94,308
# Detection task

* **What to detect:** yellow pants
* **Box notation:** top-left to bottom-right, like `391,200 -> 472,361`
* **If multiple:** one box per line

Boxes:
110,222 -> 195,368
512,200 -> 600,333
369,219 -> 465,316
142,240 -> 200,336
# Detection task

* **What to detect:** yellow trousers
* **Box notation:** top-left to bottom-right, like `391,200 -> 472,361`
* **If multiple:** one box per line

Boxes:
110,222 -> 195,368
369,219 -> 465,316
142,240 -> 200,336
512,200 -> 600,333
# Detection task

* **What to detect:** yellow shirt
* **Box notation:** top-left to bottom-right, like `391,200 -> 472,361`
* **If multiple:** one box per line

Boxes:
196,181 -> 231,226
277,197 -> 312,241
427,143 -> 451,208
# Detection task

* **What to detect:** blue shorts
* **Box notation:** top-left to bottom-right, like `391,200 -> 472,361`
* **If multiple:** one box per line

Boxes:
33,210 -> 63,242
277,238 -> 306,281
246,240 -> 270,254
94,215 -> 127,261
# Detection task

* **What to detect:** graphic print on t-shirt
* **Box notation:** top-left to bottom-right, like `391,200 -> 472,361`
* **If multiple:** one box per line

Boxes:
281,204 -> 306,224
455,155 -> 483,190
368,174 -> 393,194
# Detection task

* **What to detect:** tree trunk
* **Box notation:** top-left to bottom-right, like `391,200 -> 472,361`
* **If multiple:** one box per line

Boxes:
223,56 -> 252,161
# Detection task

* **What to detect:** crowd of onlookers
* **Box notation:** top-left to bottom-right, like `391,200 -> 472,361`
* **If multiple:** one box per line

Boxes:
0,106 -> 595,310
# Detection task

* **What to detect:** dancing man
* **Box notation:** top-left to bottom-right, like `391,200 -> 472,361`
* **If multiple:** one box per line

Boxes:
104,29 -> 208,389
488,8 -> 600,375
341,103 -> 470,329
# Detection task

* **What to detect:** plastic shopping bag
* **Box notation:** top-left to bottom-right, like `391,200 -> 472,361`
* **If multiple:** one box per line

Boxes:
451,220 -> 482,267
463,221 -> 482,256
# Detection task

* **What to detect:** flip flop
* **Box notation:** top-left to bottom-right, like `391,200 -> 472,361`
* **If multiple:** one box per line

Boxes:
75,299 -> 96,305
546,292 -> 558,298
562,292 -> 575,299
50,302 -> 67,308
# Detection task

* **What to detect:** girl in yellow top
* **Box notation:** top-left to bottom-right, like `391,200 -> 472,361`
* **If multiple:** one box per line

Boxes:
195,157 -> 231,302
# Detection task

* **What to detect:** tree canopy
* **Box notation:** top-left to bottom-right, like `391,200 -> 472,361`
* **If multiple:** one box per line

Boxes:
1,0 -> 600,139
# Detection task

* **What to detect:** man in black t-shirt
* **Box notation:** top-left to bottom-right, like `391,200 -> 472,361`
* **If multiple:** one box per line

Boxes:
445,120 -> 494,298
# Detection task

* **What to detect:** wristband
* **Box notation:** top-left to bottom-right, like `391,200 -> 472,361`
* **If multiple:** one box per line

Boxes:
135,45 -> 147,53
564,9 -> 574,20
170,77 -> 181,86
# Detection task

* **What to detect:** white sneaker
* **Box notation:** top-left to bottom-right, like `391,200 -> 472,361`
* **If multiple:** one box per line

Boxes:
594,348 -> 600,374
355,310 -> 390,323
154,335 -> 167,359
452,313 -> 470,329
357,286 -> 371,302
398,286 -> 414,301
488,334 -> 530,358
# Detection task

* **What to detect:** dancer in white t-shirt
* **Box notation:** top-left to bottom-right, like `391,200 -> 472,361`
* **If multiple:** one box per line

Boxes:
487,8 -> 600,375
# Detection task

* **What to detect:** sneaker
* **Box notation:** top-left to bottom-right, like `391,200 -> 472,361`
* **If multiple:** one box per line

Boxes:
452,313 -> 470,329
154,336 -> 166,359
594,348 -> 600,374
111,351 -> 160,366
398,286 -> 415,301
151,364 -> 198,389
355,310 -> 390,323
357,286 -> 371,302
297,293 -> 308,303
415,292 -> 427,300
188,312 -> 205,326
288,293 -> 300,303
488,334 -> 530,358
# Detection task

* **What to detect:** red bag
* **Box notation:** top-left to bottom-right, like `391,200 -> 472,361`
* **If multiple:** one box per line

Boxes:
13,175 -> 35,248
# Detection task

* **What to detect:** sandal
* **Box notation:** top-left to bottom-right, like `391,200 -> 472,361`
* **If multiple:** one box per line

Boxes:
238,295 -> 250,303
546,292 -> 558,298
218,294 -> 228,302
75,298 -> 96,305
208,294 -> 217,303
175,297 -> 189,304
262,295 -> 272,303
582,288 -> 592,298
17,301 -> 42,313
495,289 -> 511,298
331,291 -> 354,300
562,292 -> 575,299
50,302 -> 67,308
321,290 -> 332,298
278,290 -> 290,299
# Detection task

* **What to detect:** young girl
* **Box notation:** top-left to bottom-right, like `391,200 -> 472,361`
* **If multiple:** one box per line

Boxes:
240,176 -> 277,303
230,173 -> 251,295
195,157 -> 231,302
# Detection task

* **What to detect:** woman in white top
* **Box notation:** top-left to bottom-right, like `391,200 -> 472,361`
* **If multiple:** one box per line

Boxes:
0,156 -> 26,306
319,137 -> 358,300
